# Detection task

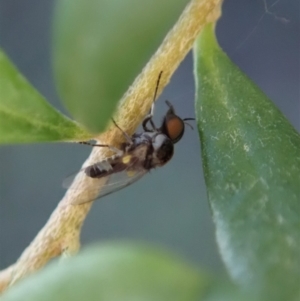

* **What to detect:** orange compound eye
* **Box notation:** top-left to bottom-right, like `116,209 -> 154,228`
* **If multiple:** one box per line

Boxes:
160,101 -> 185,143
164,116 -> 185,143
160,100 -> 194,144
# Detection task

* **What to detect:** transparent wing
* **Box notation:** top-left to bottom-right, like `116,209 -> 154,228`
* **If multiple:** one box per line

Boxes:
63,158 -> 147,205
62,159 -> 117,190
92,166 -> 147,200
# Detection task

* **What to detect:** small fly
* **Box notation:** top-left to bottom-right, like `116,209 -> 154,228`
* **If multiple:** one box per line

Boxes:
65,71 -> 194,204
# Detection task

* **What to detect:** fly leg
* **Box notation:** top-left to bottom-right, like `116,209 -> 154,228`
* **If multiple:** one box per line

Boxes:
77,141 -> 123,156
111,118 -> 133,144
79,117 -> 133,156
142,71 -> 163,132
142,102 -> 157,131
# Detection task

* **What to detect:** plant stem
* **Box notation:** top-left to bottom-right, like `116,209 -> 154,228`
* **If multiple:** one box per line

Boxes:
0,0 -> 222,293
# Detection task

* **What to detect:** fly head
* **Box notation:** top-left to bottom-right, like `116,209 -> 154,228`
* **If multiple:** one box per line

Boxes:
160,100 -> 194,143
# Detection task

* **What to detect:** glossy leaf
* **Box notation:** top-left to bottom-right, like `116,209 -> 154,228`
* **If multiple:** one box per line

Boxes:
0,50 -> 91,144
53,0 -> 189,133
194,24 -> 300,301
1,243 -> 207,301
1,243 -> 257,301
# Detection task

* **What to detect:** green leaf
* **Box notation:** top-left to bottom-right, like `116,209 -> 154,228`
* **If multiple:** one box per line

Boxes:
0,50 -> 91,144
193,24 -> 300,301
1,242 -> 257,301
53,0 -> 189,133
1,243 -> 257,301
1,243 -> 208,301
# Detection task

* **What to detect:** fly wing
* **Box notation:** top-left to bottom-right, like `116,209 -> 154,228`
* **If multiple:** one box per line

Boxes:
90,166 -> 147,201
63,146 -> 148,204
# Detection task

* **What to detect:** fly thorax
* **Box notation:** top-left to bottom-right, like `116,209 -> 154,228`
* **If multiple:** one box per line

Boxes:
126,135 -> 147,154
152,134 -> 174,166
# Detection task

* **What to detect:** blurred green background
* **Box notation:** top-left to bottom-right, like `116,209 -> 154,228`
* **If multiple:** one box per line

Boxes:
0,0 -> 299,274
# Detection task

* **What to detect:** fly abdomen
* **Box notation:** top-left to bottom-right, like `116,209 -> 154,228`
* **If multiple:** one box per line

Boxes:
85,157 -> 132,179
85,158 -> 114,178
85,164 -> 110,178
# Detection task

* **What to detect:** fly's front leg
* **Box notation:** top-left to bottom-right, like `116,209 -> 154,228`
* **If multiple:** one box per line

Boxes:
142,71 -> 163,132
142,102 -> 157,131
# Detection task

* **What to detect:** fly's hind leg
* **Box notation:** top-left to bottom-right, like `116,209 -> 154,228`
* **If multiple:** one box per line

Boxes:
111,118 -> 133,145
78,117 -> 133,156
77,141 -> 123,156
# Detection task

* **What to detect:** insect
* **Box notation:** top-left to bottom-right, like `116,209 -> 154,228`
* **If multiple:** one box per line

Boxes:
65,71 -> 194,204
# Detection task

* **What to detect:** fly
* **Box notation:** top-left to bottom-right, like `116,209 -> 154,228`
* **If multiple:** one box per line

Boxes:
65,71 -> 194,204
